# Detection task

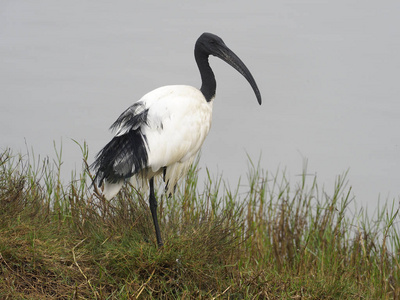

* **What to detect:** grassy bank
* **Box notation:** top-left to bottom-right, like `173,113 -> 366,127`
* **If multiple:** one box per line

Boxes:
0,145 -> 399,299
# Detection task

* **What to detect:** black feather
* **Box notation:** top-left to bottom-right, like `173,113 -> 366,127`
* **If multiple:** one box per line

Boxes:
110,103 -> 149,132
91,102 -> 149,186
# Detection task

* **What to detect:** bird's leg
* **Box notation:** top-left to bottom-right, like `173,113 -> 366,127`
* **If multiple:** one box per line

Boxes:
149,178 -> 163,247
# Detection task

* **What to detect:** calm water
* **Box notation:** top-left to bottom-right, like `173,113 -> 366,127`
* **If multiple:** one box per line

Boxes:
1,1 -> 399,213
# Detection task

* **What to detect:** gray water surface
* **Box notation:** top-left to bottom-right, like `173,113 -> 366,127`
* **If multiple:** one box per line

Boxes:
1,1 -> 399,212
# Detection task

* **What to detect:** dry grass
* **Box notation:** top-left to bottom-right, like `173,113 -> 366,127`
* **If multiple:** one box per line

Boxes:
0,145 -> 399,299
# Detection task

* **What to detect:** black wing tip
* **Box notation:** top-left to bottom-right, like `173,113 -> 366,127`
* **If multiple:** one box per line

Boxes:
91,130 -> 149,187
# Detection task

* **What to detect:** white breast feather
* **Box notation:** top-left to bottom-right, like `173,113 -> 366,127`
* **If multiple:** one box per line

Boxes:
103,85 -> 213,198
144,86 -> 212,169
139,85 -> 213,191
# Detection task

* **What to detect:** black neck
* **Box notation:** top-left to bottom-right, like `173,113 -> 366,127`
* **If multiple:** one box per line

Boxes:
195,50 -> 216,102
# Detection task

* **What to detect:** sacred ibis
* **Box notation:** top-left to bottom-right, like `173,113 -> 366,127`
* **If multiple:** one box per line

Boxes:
92,32 -> 262,247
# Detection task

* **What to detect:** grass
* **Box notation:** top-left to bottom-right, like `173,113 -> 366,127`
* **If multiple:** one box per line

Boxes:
0,143 -> 399,299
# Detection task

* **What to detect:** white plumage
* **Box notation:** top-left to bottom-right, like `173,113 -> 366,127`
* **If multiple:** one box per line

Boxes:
103,85 -> 213,199
92,33 -> 261,246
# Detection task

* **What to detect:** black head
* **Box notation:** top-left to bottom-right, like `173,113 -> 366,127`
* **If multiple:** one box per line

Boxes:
195,32 -> 262,105
195,33 -> 228,57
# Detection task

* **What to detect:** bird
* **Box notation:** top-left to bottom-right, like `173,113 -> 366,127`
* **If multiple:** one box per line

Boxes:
91,32 -> 262,247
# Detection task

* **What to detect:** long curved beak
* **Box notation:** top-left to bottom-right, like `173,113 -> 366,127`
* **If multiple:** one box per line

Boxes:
213,44 -> 262,105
